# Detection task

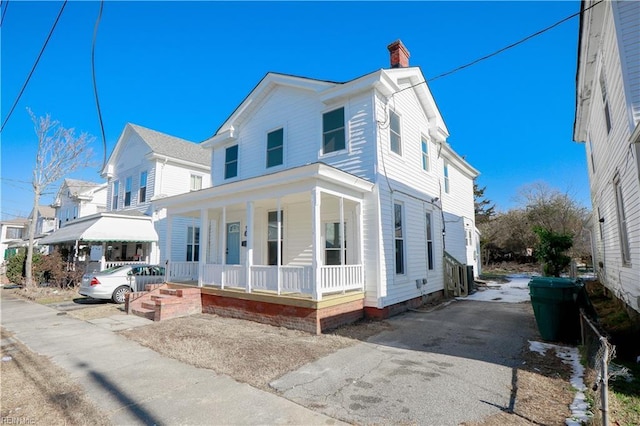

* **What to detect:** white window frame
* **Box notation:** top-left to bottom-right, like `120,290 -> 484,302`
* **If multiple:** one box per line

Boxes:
124,176 -> 132,207
444,162 -> 450,194
266,127 -> 284,169
322,106 -> 347,156
112,181 -> 119,210
394,202 -> 405,275
186,226 -> 200,262
600,68 -> 612,134
614,175 -> 631,266
421,136 -> 430,172
389,110 -> 402,156
426,211 -> 434,270
224,145 -> 239,179
139,171 -> 148,203
190,174 -> 203,191
323,221 -> 347,266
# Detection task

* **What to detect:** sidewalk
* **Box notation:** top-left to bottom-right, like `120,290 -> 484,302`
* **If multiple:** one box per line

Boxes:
0,294 -> 344,425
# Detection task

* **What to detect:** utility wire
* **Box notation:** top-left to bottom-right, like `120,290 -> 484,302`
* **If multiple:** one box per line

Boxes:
91,0 -> 107,171
0,0 -> 67,133
1,0 -> 9,27
428,1 -> 604,82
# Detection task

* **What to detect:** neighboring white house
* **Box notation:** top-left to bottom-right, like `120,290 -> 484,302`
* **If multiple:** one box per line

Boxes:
30,205 -> 57,237
155,41 -> 479,319
40,123 -> 211,271
574,0 -> 640,315
51,178 -> 107,229
0,218 -> 29,263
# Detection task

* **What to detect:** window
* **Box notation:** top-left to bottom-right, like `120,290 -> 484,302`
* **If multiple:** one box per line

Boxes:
112,181 -> 119,210
267,211 -> 284,265
466,229 -> 472,246
6,227 -> 23,239
124,177 -> 132,207
389,110 -> 401,155
588,139 -> 596,174
421,137 -> 430,171
325,222 -> 346,265
186,226 -> 200,262
322,107 -> 345,154
267,128 -> 284,168
600,70 -> 612,134
225,145 -> 238,179
444,163 -> 450,194
139,171 -> 148,203
394,203 -> 404,274
190,174 -> 202,191
426,212 -> 434,270
73,206 -> 78,219
614,176 -> 631,265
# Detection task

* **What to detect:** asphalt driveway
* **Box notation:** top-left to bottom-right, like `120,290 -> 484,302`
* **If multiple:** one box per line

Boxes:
272,299 -> 537,425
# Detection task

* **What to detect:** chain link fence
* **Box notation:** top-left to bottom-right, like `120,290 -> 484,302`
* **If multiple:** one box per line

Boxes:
580,309 -> 631,426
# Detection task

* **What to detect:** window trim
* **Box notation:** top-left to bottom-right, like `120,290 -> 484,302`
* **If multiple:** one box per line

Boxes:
190,174 -> 203,191
444,162 -> 450,194
266,127 -> 284,169
389,109 -> 402,156
421,136 -> 430,172
324,221 -> 347,266
186,226 -> 200,262
426,211 -> 434,270
322,106 -> 347,156
613,175 -> 631,266
600,69 -> 612,134
394,202 -> 405,275
112,181 -> 119,210
124,176 -> 132,207
267,210 -> 284,265
139,171 -> 148,203
224,144 -> 239,180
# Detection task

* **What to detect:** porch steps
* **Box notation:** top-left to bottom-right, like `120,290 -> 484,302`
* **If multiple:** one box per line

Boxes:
125,283 -> 202,322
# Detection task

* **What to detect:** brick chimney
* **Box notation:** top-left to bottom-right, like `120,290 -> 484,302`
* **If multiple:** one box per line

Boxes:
387,40 -> 410,68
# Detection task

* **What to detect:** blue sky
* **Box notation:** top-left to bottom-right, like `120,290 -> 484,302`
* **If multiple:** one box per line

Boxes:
1,1 -> 589,220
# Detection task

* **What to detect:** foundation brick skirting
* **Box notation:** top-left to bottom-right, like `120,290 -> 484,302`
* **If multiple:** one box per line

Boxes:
201,293 -> 364,334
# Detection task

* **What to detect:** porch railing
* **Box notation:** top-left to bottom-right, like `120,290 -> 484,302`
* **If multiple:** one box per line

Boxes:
104,260 -> 146,270
172,262 -> 363,299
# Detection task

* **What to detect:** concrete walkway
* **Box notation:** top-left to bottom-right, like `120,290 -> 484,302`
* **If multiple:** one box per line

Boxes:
0,294 -> 344,425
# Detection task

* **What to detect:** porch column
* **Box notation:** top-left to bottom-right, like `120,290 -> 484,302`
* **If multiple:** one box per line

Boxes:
166,214 -> 173,280
100,242 -> 106,271
245,201 -> 254,293
276,198 -> 282,295
199,208 -> 209,288
311,188 -> 322,301
221,206 -> 226,289
358,202 -> 364,290
339,196 -> 346,294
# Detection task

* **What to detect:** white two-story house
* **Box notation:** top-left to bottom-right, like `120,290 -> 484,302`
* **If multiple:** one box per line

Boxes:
574,0 -> 640,317
154,41 -> 479,332
52,179 -> 107,229
40,124 -> 211,270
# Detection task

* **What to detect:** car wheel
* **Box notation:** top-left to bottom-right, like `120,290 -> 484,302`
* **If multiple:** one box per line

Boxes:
112,286 -> 130,304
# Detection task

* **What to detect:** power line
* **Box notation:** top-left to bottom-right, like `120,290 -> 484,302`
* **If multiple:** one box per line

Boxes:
1,0 -> 9,27
91,0 -> 107,171
0,0 -> 68,133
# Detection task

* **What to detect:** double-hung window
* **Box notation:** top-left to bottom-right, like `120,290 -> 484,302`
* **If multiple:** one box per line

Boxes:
389,110 -> 401,155
186,226 -> 200,262
600,69 -> 612,134
190,174 -> 202,191
426,212 -> 434,270
112,181 -> 119,210
267,128 -> 284,168
267,211 -> 284,265
124,177 -> 132,207
139,171 -> 148,203
614,176 -> 631,265
225,145 -> 238,179
394,203 -> 405,274
421,137 -> 430,171
325,222 -> 346,266
444,163 -> 450,194
322,107 -> 345,154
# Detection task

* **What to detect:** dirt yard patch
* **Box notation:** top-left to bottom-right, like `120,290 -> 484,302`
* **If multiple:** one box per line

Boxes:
0,328 -> 108,425
119,313 -> 380,390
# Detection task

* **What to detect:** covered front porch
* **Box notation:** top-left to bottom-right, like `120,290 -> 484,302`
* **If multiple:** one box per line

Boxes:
158,163 -> 374,302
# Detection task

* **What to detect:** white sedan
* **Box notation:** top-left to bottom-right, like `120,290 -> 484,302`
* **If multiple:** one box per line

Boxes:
79,264 -> 166,304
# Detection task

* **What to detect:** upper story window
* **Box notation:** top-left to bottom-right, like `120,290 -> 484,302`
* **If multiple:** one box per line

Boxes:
389,110 -> 401,155
112,181 -> 119,210
6,227 -> 23,239
124,177 -> 132,207
444,162 -> 450,194
322,107 -> 345,154
599,69 -> 612,134
139,171 -> 148,203
394,203 -> 405,275
225,145 -> 239,179
614,175 -> 631,266
73,206 -> 78,220
267,128 -> 284,168
190,174 -> 202,191
421,137 -> 430,171
588,139 -> 596,174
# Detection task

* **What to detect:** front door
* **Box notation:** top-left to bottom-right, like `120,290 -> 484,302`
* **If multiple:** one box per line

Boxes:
226,222 -> 241,265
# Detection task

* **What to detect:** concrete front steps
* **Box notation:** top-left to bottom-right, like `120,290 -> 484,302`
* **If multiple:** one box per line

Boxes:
125,284 -> 202,322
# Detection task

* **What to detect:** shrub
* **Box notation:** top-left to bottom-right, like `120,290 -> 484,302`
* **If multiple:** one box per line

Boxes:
533,227 -> 573,277
5,250 -> 42,285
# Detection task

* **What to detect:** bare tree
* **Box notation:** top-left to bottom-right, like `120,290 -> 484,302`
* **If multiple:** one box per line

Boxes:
24,110 -> 94,288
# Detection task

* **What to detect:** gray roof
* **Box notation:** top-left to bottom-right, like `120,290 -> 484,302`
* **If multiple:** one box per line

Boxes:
129,123 -> 211,167
36,205 -> 56,218
64,178 -> 104,196
0,218 -> 29,226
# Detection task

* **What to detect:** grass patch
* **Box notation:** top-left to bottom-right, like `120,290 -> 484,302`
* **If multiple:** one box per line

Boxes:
4,286 -> 79,304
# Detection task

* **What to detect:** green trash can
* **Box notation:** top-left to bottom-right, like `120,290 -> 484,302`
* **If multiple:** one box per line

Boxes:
528,277 -> 583,343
